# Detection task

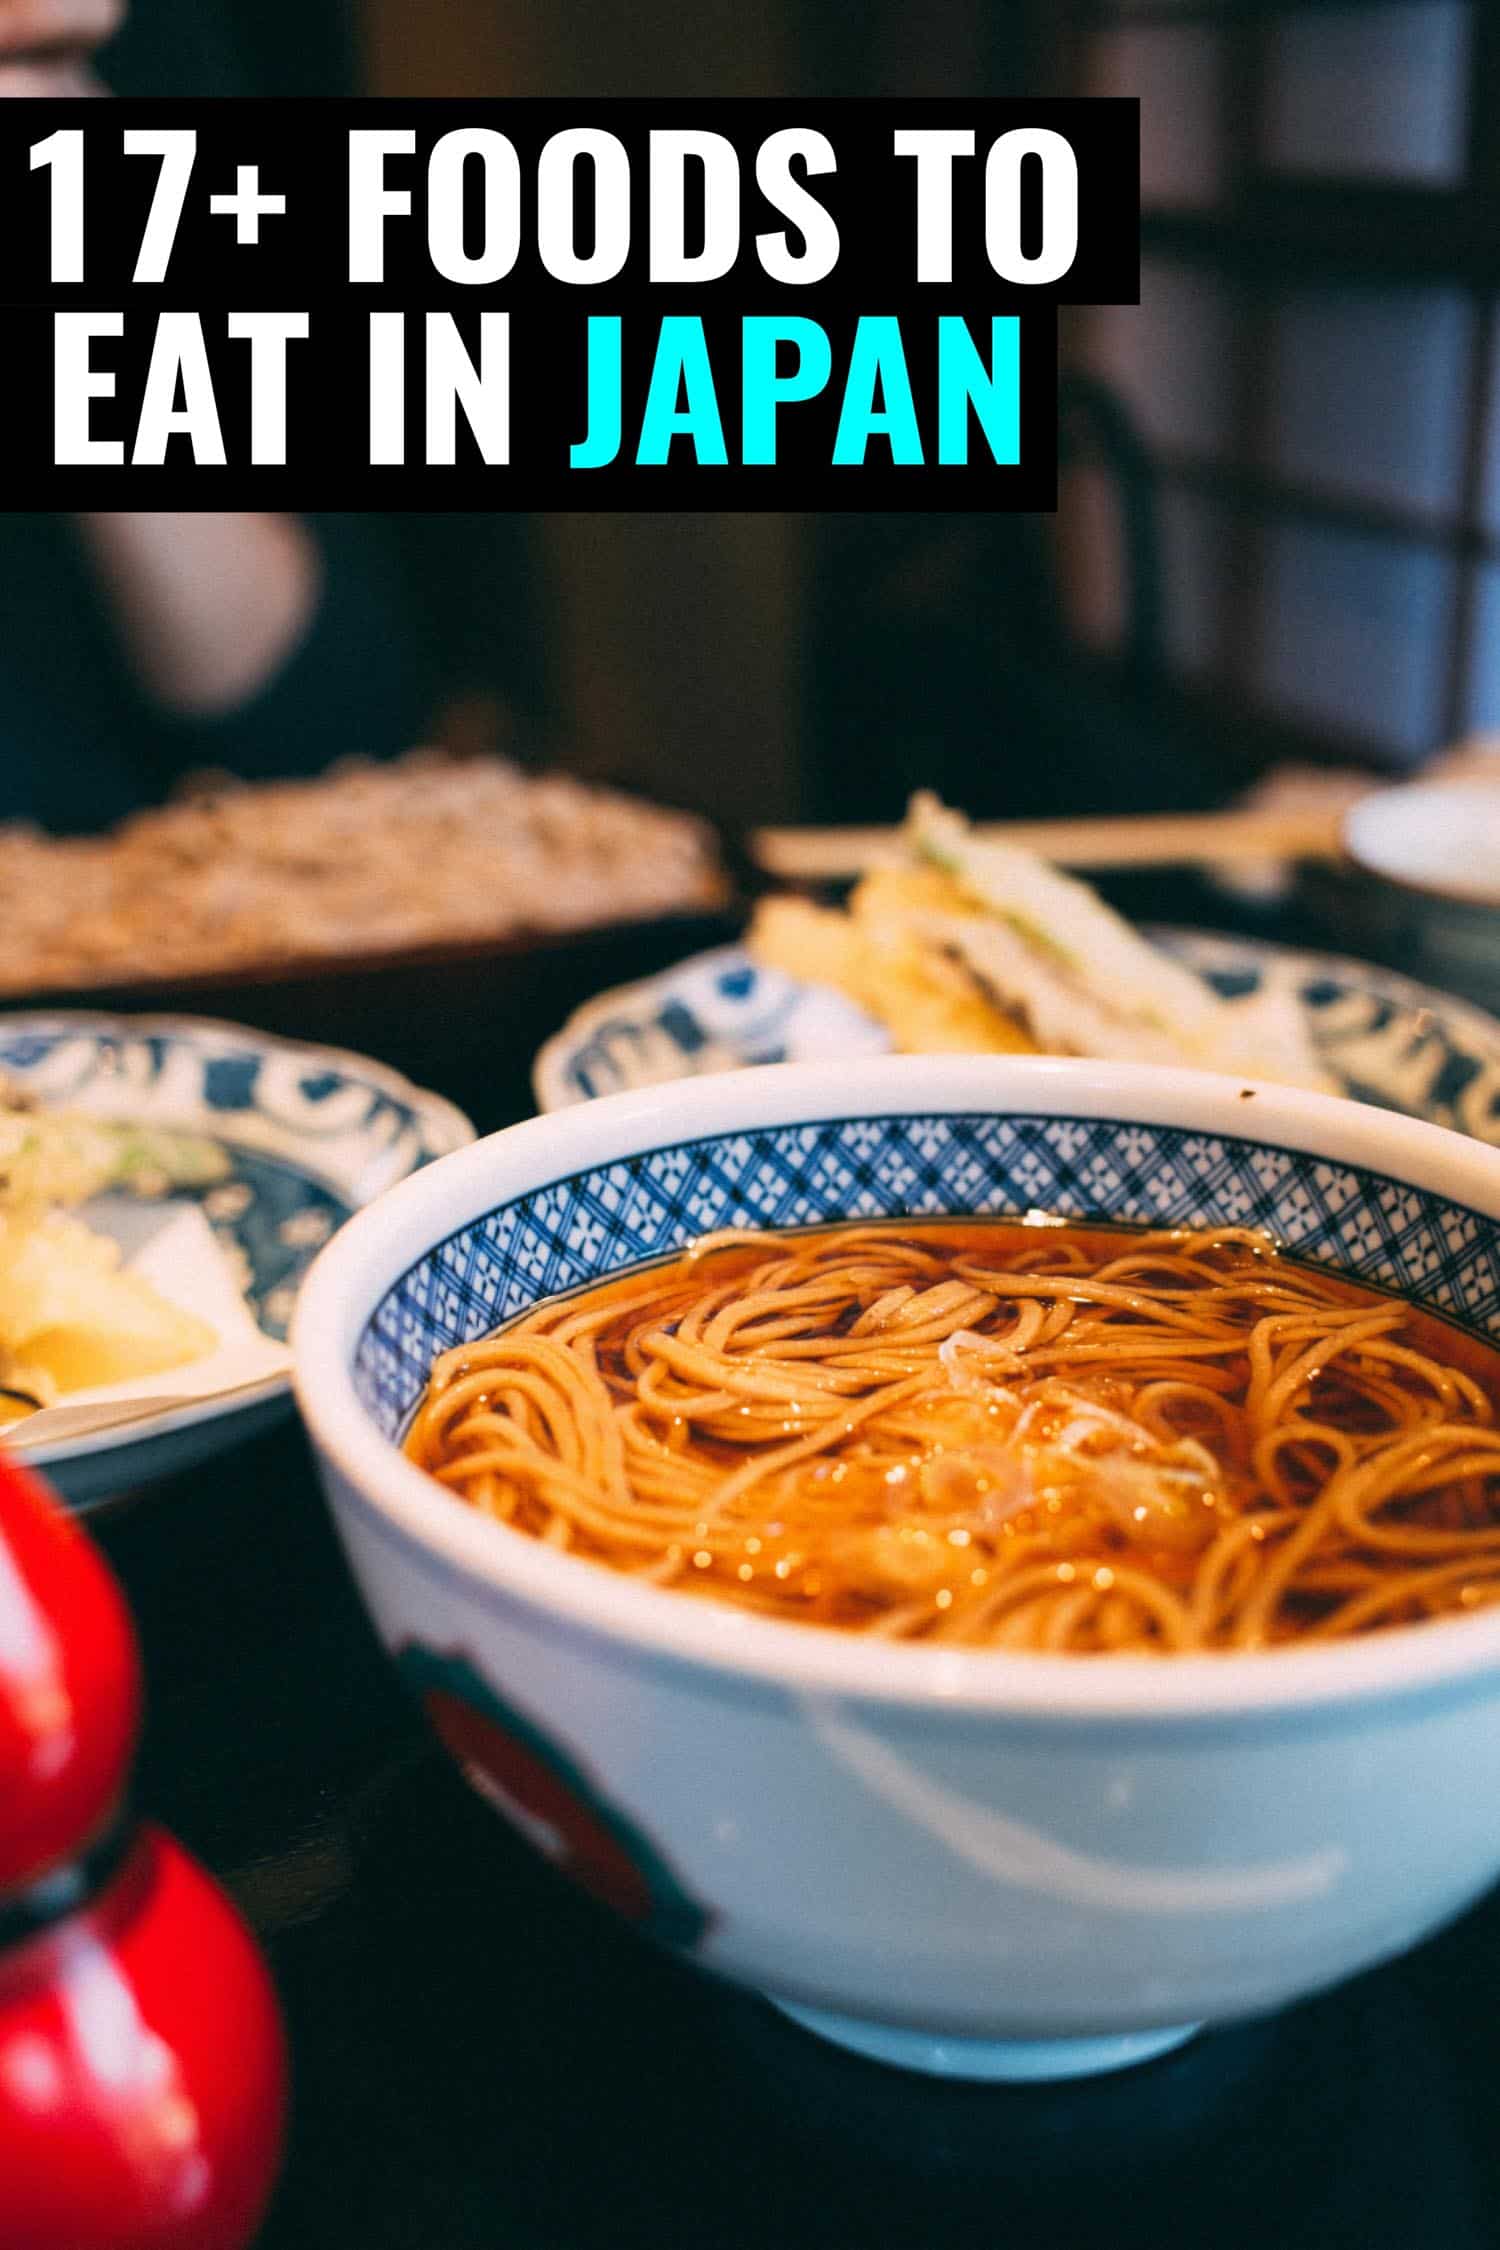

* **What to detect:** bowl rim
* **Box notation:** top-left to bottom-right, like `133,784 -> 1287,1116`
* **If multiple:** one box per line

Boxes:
292,1053 -> 1500,1723
0,1004 -> 476,1159
1342,778 -> 1500,910
530,925 -> 1500,1121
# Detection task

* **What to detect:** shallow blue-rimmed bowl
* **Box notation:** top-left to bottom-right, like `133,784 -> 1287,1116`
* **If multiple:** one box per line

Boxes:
532,931 -> 1500,1147
294,1055 -> 1500,2082
0,1011 -> 472,1506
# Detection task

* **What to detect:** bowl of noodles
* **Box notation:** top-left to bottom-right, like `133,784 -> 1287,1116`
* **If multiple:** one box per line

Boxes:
293,1055 -> 1500,2082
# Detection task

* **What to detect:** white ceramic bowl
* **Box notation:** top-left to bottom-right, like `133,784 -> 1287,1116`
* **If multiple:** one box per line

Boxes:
1344,775 -> 1500,907
1324,774 -> 1500,1017
292,1057 -> 1500,2081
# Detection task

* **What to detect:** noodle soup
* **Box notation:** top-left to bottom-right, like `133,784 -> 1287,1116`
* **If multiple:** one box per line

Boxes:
403,1220 -> 1500,1655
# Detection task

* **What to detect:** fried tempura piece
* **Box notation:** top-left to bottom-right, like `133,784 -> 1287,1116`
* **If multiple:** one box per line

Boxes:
0,1213 -> 217,1397
748,892 -> 1036,1055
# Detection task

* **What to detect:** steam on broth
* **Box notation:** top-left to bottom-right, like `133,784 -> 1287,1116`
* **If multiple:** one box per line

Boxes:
404,1220 -> 1500,1654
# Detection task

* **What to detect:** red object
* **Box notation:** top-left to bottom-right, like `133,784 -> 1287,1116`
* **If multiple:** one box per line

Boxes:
0,1455 -> 141,1891
0,1825 -> 287,2250
423,1681 -> 656,1925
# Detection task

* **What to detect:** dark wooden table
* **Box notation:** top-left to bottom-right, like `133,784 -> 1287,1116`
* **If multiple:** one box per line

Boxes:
91,873 -> 1500,2250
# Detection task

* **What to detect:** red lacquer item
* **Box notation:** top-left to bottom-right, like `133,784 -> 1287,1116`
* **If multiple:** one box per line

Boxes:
0,1456 -> 287,2248
0,1453 -> 141,1890
0,1826 -> 287,2250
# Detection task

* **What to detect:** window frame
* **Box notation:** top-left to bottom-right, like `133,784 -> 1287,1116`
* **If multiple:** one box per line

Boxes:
1066,0 -> 1500,766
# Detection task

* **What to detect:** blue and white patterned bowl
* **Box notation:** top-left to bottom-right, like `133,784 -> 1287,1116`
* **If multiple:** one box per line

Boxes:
0,1012 -> 472,1506
533,932 -> 1500,1148
296,1055 -> 1500,2082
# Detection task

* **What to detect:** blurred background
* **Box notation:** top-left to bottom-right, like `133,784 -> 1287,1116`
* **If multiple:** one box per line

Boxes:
97,0 -> 1500,831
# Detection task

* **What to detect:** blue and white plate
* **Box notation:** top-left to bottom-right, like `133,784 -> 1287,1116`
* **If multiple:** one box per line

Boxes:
0,1013 -> 472,1508
533,931 -> 1500,1148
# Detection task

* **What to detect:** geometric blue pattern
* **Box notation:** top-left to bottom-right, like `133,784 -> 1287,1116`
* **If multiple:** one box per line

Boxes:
0,1015 -> 469,1350
537,935 -> 1500,1147
353,1111 -> 1500,1439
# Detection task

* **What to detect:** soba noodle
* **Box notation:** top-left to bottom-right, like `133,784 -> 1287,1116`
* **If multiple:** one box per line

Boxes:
404,1221 -> 1500,1653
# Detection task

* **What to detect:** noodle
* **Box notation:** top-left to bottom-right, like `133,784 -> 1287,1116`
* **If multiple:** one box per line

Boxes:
403,1221 -> 1500,1654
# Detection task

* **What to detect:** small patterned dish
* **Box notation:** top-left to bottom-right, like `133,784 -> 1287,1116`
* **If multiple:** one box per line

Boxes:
0,1013 -> 472,1508
533,931 -> 1500,1147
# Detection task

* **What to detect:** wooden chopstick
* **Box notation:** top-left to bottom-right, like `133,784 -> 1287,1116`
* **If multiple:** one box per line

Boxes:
751,804 -> 1351,881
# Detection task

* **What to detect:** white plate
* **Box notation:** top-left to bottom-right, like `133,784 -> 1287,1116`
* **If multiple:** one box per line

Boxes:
0,1013 -> 472,1508
533,930 -> 1500,1147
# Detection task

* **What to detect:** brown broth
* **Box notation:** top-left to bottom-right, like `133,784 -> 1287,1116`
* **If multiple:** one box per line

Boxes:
411,1218 -> 1500,1651
533,1217 -> 1500,1407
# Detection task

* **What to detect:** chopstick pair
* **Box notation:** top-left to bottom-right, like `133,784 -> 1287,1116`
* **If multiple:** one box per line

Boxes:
750,804 -> 1350,884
